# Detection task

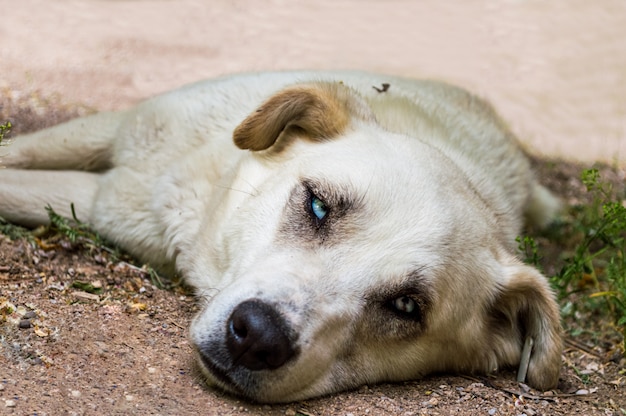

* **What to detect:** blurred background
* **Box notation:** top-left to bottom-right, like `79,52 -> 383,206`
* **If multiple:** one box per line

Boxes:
1,0 -> 625,164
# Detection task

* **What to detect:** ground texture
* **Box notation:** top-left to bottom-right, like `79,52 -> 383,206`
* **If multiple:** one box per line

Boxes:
1,92 -> 624,415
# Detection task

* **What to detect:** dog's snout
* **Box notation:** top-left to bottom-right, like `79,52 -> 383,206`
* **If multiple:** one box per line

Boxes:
226,300 -> 297,371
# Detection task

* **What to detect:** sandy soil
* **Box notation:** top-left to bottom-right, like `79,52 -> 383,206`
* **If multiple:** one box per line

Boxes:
1,0 -> 625,163
1,1 -> 626,415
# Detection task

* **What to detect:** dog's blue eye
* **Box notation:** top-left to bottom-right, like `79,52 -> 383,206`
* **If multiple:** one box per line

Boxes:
311,196 -> 328,221
393,296 -> 416,314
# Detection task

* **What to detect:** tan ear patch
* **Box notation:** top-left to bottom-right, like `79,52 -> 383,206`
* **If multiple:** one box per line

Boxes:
233,82 -> 373,151
490,256 -> 563,390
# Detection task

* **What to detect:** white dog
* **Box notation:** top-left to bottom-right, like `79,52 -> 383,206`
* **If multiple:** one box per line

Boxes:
0,71 -> 562,403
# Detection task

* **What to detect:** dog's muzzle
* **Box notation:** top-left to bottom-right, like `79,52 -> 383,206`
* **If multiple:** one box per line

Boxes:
196,299 -> 301,395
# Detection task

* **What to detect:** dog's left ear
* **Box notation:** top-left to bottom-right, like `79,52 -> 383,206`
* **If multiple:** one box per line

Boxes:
233,82 -> 373,151
489,252 -> 563,390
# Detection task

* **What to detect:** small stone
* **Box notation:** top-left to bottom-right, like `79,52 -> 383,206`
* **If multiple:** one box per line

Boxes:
5,399 -> 16,408
575,389 -> 589,395
488,408 -> 497,415
72,291 -> 100,302
285,408 -> 297,416
420,397 -> 439,408
94,341 -> 109,355
71,390 -> 81,398
19,319 -> 32,329
23,311 -> 37,319
125,395 -> 134,401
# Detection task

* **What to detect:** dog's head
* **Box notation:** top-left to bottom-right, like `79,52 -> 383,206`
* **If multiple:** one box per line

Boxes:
184,82 -> 562,402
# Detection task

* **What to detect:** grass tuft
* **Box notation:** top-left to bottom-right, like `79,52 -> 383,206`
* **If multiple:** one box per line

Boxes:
45,203 -> 106,247
44,204 -> 177,290
525,168 -> 626,355
0,121 -> 10,144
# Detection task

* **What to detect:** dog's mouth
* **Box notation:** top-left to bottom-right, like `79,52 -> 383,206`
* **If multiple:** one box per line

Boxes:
195,347 -> 246,395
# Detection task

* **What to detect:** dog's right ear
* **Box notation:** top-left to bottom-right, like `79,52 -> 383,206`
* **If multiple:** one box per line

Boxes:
233,83 -> 373,151
489,252 -> 563,391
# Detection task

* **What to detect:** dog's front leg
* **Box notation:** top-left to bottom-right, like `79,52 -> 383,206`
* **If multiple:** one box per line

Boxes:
0,169 -> 99,227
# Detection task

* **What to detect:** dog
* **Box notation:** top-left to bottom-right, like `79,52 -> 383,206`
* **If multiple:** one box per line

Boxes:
0,71 -> 563,403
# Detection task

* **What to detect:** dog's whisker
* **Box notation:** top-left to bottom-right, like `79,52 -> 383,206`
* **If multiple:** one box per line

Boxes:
213,183 -> 257,197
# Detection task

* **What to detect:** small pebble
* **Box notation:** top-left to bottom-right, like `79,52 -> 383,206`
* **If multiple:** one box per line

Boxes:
5,399 -> 16,408
71,390 -> 81,398
488,408 -> 497,415
575,389 -> 589,395
18,319 -> 32,329
23,311 -> 37,319
94,341 -> 109,354
420,397 -> 439,408
285,408 -> 296,416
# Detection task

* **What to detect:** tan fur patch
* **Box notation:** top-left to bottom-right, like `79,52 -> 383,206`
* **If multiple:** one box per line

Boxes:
233,82 -> 373,151
491,253 -> 563,390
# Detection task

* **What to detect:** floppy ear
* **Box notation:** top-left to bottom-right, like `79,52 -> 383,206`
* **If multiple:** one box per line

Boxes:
233,82 -> 373,151
490,254 -> 563,390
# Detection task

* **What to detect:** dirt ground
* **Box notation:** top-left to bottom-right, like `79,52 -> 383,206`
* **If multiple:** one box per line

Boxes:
1,86 -> 625,416
1,1 -> 626,414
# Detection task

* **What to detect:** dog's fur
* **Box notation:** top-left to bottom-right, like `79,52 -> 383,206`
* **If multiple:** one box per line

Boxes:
0,71 -> 563,402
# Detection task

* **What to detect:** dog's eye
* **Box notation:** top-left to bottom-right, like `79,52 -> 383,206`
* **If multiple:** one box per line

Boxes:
310,195 -> 328,221
394,296 -> 416,313
390,296 -> 421,320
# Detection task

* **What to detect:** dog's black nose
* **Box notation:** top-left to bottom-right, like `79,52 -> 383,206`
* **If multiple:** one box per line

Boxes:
226,299 -> 297,371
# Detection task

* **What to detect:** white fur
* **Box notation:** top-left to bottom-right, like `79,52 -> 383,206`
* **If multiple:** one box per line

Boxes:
0,71 -> 562,402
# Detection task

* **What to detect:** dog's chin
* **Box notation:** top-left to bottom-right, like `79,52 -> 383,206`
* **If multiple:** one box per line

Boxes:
195,352 -> 280,403
195,351 -> 249,397
194,351 -> 338,403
